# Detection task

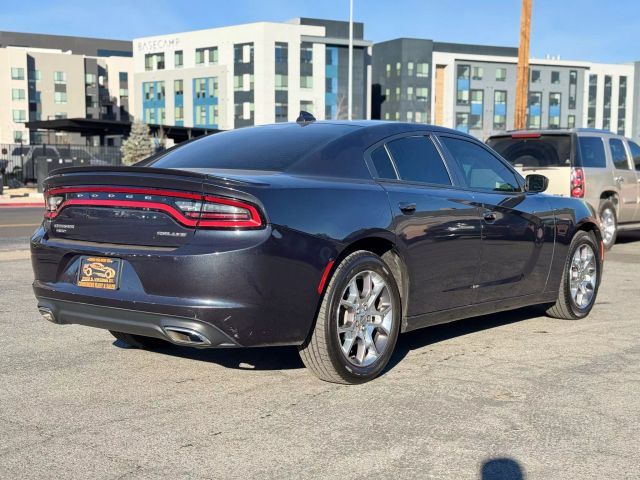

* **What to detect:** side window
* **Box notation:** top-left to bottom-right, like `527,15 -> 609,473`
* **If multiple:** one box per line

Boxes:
628,141 -> 640,172
370,147 -> 397,180
440,136 -> 520,192
385,136 -> 451,185
577,137 -> 607,168
609,138 -> 630,170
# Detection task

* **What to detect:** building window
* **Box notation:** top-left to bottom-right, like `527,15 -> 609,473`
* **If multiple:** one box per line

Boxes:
385,64 -> 391,78
174,79 -> 184,96
407,86 -> 414,101
408,62 -> 414,76
85,73 -> 96,86
175,106 -> 184,122
196,47 -> 218,65
11,67 -> 25,80
395,87 -> 400,100
531,69 -> 541,83
145,53 -> 165,71
617,76 -> 627,135
12,109 -> 26,122
119,72 -> 128,83
395,112 -> 400,121
300,100 -> 314,114
417,63 -> 429,77
568,70 -> 577,110
301,42 -> 313,64
143,82 -> 154,100
54,71 -> 66,84
195,77 -> 217,98
28,69 -> 41,82
275,102 -> 288,122
568,114 -> 576,129
275,74 -> 288,91
13,131 -> 24,142
175,50 -> 183,68
11,88 -> 25,100
470,89 -> 483,129
551,71 -> 561,84
275,42 -> 288,63
119,88 -> 128,97
587,74 -> 597,127
396,62 -> 401,75
493,90 -> 507,130
415,111 -> 426,123
528,92 -> 542,129
54,92 -> 67,104
456,64 -> 470,105
456,112 -> 469,133
54,112 -> 67,120
472,66 -> 484,80
548,92 -> 561,129
157,81 -> 165,100
234,43 -> 254,63
300,75 -> 313,89
495,68 -> 507,82
603,75 -> 612,131
406,111 -> 414,122
416,87 -> 428,102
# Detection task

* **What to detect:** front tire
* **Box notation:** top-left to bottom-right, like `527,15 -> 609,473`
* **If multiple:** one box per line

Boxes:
546,231 -> 601,320
599,200 -> 617,250
299,251 -> 401,384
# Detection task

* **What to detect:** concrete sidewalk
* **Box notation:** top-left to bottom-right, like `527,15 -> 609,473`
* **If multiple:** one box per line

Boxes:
0,188 -> 44,208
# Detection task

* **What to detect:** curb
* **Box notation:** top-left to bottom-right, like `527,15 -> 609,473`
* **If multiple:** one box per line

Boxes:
0,202 -> 44,208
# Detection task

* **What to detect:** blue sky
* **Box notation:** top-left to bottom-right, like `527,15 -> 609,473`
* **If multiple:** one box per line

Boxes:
1,0 -> 637,63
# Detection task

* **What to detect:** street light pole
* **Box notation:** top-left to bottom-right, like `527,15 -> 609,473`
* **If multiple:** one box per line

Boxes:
347,0 -> 353,121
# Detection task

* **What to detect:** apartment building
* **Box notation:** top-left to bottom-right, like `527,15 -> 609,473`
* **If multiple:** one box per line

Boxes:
0,31 -> 133,145
373,38 -> 639,140
132,18 -> 372,131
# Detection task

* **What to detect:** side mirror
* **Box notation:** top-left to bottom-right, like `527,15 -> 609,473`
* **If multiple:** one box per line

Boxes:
525,174 -> 549,193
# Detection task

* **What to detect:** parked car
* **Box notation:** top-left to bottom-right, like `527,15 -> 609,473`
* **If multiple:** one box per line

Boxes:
32,120 -> 603,384
7,145 -> 107,183
487,129 -> 640,249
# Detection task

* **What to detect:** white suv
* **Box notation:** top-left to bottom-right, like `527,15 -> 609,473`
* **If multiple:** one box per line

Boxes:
487,129 -> 640,249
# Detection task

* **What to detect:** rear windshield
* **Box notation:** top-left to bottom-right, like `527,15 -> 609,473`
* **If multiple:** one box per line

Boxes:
487,134 -> 572,168
146,123 -> 356,171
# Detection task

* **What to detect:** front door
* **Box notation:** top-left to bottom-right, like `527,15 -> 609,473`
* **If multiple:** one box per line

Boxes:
624,140 -> 640,221
437,135 -> 555,304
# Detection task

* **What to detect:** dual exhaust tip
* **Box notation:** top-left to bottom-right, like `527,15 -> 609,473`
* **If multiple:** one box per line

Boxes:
37,307 -> 211,347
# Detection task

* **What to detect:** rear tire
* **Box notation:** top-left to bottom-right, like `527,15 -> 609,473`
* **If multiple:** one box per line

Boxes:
546,231 -> 601,320
110,331 -> 168,349
599,200 -> 617,250
298,251 -> 401,384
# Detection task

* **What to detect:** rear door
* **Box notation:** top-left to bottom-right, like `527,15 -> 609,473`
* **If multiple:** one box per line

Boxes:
438,134 -> 555,303
366,133 -> 482,315
609,137 -> 638,222
627,140 -> 640,221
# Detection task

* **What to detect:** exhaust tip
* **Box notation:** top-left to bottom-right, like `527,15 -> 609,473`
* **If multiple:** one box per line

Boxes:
38,307 -> 57,323
163,326 -> 211,346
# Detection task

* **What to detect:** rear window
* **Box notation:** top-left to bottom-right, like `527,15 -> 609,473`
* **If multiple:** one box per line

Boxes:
147,123 -> 356,171
609,138 -> 630,170
487,134 -> 572,168
386,136 -> 451,185
576,137 -> 607,168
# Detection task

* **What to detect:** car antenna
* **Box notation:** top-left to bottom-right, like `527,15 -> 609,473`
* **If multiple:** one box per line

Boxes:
296,111 -> 316,126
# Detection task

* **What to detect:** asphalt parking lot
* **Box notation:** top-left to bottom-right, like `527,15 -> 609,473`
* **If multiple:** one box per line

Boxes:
1,210 -> 639,479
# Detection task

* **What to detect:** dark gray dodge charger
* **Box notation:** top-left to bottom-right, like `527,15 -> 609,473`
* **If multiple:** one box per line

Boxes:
31,120 -> 603,383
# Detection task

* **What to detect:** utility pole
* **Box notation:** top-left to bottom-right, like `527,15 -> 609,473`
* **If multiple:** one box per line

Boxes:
514,0 -> 532,130
347,0 -> 353,120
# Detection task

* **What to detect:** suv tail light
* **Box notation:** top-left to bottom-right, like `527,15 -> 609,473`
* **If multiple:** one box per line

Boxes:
570,167 -> 585,198
44,187 -> 263,229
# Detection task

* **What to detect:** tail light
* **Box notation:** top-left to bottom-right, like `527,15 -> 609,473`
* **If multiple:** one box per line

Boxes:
43,187 -> 263,229
570,167 -> 585,198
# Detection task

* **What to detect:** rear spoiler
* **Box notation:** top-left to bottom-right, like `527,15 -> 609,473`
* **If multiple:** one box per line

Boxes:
48,165 -> 209,179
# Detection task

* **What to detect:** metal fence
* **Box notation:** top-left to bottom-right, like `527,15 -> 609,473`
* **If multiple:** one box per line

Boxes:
0,143 -> 123,187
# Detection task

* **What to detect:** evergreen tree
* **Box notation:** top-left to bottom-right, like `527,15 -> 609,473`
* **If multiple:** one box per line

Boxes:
121,121 -> 154,165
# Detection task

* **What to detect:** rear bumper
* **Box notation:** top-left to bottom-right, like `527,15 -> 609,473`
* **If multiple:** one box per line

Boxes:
35,297 -> 239,347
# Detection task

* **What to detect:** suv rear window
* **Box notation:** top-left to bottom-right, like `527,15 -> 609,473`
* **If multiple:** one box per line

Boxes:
487,134 -> 571,168
576,137 -> 607,168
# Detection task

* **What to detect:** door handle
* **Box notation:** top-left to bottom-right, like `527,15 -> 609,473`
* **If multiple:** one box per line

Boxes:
483,212 -> 497,222
615,176 -> 625,184
399,202 -> 416,214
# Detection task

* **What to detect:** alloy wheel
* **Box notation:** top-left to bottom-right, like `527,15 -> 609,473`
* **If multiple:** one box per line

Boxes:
600,208 -> 616,247
569,244 -> 597,309
336,270 -> 394,367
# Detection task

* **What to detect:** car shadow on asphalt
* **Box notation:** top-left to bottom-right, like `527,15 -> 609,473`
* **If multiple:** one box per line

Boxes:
615,231 -> 640,244
114,306 -> 542,374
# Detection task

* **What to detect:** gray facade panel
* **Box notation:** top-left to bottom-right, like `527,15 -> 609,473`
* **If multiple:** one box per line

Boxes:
0,31 -> 132,56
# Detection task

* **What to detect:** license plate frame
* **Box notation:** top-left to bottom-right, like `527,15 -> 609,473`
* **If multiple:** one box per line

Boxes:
76,256 -> 122,290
